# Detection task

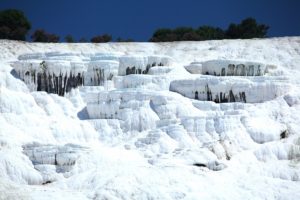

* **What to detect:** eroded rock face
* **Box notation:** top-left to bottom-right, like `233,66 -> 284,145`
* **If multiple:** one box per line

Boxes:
185,60 -> 273,76
170,76 -> 291,103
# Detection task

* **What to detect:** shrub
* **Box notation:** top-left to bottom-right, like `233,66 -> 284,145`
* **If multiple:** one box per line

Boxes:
226,18 -> 269,39
31,29 -> 60,42
197,26 -> 225,40
181,31 -> 201,41
91,34 -> 112,43
173,27 -> 194,40
149,28 -> 177,42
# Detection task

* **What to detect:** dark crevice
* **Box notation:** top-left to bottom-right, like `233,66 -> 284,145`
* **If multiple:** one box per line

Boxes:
35,72 -> 84,96
193,163 -> 207,167
205,63 -> 264,76
42,181 -> 52,185
125,63 -> 164,75
280,130 -> 289,139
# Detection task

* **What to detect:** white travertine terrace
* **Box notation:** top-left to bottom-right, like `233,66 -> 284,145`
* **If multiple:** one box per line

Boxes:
2,38 -> 300,200
170,76 -> 291,103
185,60 -> 273,76
11,53 -> 173,95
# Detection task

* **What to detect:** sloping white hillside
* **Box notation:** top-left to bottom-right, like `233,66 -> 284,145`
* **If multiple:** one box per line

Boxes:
0,37 -> 300,200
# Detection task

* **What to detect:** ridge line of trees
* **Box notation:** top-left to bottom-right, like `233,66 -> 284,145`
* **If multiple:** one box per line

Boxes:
0,9 -> 269,43
149,18 -> 269,42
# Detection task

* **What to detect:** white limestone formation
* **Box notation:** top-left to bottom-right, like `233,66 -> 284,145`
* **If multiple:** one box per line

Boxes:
184,62 -> 203,74
118,55 -> 173,76
86,89 -> 160,132
185,60 -> 274,76
12,59 -> 85,96
22,143 -> 88,183
90,53 -> 121,62
85,60 -> 119,86
1,38 -> 300,200
148,66 -> 174,75
170,76 -> 291,103
11,53 -> 173,95
114,74 -> 172,90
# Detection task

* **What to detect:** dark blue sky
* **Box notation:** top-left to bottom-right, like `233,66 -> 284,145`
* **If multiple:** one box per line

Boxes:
1,0 -> 299,41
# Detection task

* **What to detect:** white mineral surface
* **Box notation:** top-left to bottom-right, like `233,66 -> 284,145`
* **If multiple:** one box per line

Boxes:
0,37 -> 300,200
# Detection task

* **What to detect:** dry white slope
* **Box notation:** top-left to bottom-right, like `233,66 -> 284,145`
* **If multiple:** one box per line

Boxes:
0,37 -> 300,200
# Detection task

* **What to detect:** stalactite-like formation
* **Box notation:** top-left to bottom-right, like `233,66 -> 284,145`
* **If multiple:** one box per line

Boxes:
87,67 -> 116,86
32,71 -> 84,96
12,53 -> 173,97
207,64 -> 263,76
185,60 -> 268,76
179,60 -> 281,103
193,85 -> 247,103
125,63 -> 164,75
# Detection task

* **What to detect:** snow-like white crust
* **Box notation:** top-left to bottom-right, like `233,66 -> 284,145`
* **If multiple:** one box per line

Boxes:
86,89 -> 160,132
1,38 -> 300,200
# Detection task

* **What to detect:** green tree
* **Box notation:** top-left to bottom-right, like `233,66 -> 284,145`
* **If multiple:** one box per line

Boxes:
149,28 -> 177,42
181,31 -> 201,41
173,27 -> 194,41
65,34 -> 74,43
150,17 -> 269,42
226,24 -> 241,39
47,33 -> 60,43
31,29 -> 60,43
197,26 -> 225,40
91,34 -> 112,43
150,26 -> 221,42
226,18 -> 269,39
0,9 -> 31,40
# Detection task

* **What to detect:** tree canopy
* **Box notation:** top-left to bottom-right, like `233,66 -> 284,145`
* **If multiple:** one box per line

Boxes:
91,34 -> 112,43
0,9 -> 31,41
197,26 -> 225,40
226,18 -> 269,39
149,18 -> 269,42
65,34 -> 74,43
31,29 -> 60,43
